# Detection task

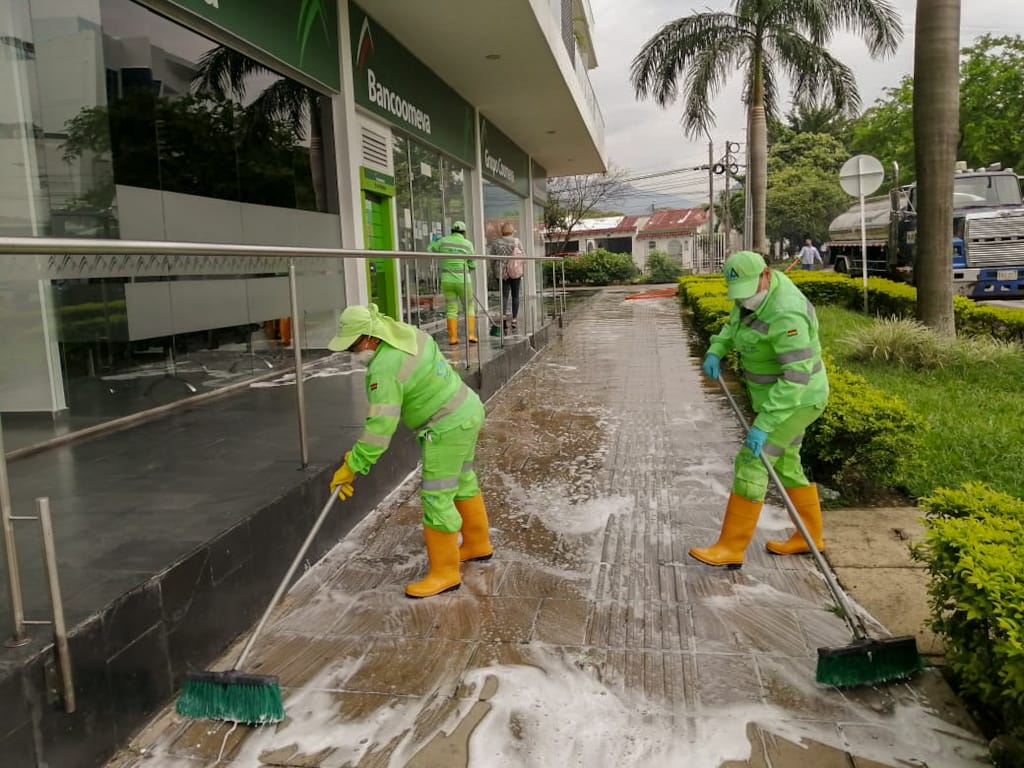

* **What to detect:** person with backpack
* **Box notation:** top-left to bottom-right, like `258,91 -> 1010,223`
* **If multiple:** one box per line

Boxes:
488,222 -> 526,332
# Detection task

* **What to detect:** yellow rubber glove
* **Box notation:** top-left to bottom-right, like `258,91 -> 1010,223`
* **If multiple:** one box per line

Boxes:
330,453 -> 356,499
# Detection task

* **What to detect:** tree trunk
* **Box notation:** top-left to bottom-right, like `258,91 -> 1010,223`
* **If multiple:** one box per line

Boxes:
748,57 -> 768,255
308,94 -> 327,213
912,0 -> 960,336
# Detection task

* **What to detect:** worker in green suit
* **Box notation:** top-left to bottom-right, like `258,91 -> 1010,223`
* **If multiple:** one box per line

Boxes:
428,220 -> 478,345
690,250 -> 830,568
327,303 -> 493,597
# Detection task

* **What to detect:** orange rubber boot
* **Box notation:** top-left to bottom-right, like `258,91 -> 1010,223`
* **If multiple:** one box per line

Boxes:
456,493 -> 493,562
766,484 -> 824,555
405,526 -> 461,598
688,493 -> 763,568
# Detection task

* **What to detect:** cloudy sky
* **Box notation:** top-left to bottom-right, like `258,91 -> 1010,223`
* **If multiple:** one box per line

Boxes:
588,0 -> 1024,199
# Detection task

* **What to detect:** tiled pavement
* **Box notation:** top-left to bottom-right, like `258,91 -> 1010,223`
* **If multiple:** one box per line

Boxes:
108,288 -> 990,767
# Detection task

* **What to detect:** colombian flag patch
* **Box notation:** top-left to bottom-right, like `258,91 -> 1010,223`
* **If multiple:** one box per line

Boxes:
370,382 -> 378,390
786,329 -> 799,336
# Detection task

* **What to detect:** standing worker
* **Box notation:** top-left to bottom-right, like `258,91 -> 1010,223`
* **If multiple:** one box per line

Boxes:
429,221 -> 478,345
326,304 -> 494,597
690,251 -> 830,568
798,238 -> 823,270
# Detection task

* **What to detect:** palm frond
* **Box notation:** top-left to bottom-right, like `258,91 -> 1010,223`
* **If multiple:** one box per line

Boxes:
192,46 -> 274,101
772,29 -> 861,115
631,12 -> 746,106
767,0 -> 836,46
680,33 -> 750,137
759,51 -> 781,121
817,0 -> 903,56
246,78 -> 309,139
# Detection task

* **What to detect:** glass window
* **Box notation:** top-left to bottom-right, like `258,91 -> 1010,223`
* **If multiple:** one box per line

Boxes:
4,0 -> 337,239
393,131 -> 471,328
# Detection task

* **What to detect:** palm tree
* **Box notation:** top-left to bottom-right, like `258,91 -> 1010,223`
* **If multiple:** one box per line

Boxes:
192,46 -> 327,211
912,0 -> 960,337
631,0 -> 901,254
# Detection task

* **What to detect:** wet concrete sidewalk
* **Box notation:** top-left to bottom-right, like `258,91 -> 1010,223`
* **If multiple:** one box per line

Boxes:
110,288 -> 990,768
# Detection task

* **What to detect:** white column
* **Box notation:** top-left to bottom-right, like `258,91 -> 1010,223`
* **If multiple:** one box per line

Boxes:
334,1 -> 369,307
468,109 -> 487,314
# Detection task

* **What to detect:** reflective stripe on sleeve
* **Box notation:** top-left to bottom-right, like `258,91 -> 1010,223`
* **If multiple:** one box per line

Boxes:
358,431 -> 392,448
368,403 -> 401,418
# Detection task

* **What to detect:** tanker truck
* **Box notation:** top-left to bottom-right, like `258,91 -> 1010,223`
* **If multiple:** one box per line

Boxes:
827,162 -> 1024,298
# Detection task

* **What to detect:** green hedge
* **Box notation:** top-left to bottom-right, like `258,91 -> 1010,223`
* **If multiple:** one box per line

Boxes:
914,484 -> 1024,746
785,271 -> 1024,343
546,248 -> 639,286
678,274 -> 926,498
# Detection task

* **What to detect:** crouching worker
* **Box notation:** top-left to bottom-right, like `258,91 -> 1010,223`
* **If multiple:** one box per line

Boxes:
327,304 -> 493,597
689,251 -> 829,568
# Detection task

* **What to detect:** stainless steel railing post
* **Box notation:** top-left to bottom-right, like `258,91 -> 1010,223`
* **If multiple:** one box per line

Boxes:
36,498 -> 75,713
288,262 -> 309,468
0,420 -> 29,648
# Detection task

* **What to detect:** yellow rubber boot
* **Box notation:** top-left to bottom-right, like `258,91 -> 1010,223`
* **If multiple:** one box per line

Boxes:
456,493 -> 493,562
406,526 -> 461,598
688,493 -> 763,568
766,484 -> 824,555
467,316 -> 478,343
447,318 -> 459,345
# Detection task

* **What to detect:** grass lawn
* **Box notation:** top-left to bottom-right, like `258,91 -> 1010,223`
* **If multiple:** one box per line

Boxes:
816,305 -> 1024,500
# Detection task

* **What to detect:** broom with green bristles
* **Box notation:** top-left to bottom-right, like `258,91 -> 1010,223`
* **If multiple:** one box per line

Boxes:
176,487 -> 344,724
717,375 -> 924,687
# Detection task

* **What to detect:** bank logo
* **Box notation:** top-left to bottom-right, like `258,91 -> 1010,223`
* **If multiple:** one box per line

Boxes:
298,0 -> 330,66
356,17 -> 375,69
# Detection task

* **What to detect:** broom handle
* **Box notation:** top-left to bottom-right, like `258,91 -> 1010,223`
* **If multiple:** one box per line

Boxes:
716,374 -> 869,641
235,487 -> 342,670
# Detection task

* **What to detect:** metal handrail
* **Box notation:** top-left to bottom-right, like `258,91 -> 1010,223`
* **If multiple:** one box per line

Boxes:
0,236 -> 564,262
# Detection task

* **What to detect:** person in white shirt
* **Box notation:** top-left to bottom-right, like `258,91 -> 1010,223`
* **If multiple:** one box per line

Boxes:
798,239 -> 822,270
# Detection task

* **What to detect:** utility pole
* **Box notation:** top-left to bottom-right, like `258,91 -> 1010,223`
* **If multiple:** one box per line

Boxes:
707,139 -> 715,237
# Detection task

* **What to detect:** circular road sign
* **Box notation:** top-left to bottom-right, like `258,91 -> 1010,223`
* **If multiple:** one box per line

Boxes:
839,154 -> 884,197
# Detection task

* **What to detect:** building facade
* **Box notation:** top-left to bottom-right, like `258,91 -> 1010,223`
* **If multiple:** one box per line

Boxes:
0,0 -> 606,426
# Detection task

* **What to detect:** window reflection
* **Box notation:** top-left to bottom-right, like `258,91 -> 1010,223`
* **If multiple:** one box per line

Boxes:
392,131 -> 470,329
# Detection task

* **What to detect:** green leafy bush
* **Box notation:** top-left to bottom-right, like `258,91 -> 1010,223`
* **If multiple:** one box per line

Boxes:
801,359 -> 926,495
550,248 -> 639,286
645,250 -> 683,283
913,484 -> 1024,750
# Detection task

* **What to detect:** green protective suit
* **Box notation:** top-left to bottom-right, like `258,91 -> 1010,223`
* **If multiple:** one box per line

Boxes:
428,233 -> 476,319
708,270 -> 829,502
348,326 -> 484,533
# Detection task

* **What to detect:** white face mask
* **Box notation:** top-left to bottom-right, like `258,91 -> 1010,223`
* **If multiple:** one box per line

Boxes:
739,289 -> 768,310
352,348 -> 376,367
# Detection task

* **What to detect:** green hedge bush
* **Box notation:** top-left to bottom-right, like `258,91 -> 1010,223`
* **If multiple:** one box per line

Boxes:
548,248 -> 639,286
914,484 -> 1024,748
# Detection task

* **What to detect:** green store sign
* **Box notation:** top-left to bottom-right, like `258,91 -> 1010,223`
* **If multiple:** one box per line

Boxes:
480,118 -> 529,198
154,0 -> 340,91
360,166 -> 396,196
349,2 -> 475,166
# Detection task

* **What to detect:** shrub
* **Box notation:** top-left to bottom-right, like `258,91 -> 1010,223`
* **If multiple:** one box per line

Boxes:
913,484 -> 1024,750
840,317 -> 956,369
801,360 -> 926,496
550,248 -> 639,286
645,250 -> 683,283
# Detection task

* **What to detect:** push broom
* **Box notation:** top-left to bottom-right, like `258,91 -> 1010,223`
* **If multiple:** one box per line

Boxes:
716,374 -> 924,687
176,486 -> 343,724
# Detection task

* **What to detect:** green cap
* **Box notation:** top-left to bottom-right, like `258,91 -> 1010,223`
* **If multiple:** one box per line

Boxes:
327,303 -> 419,355
327,304 -> 375,352
452,220 -> 466,233
722,250 -> 767,299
